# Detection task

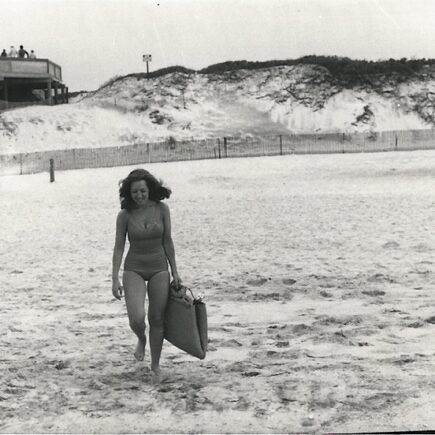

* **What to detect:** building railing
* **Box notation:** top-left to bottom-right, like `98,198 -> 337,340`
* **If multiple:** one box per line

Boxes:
1,129 -> 435,176
0,58 -> 62,81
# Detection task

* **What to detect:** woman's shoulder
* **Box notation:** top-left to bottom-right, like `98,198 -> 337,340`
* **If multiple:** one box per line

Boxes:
156,201 -> 170,214
116,208 -> 130,223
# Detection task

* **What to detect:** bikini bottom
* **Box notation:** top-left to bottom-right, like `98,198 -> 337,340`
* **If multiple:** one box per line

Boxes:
124,250 -> 168,281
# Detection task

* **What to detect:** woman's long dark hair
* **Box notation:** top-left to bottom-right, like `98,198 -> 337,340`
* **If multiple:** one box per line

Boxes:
118,169 -> 171,210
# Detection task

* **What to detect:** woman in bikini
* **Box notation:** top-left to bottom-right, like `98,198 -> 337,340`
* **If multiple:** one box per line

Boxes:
111,168 -> 181,382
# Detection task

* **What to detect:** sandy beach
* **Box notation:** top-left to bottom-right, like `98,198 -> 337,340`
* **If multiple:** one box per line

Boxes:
1,151 -> 435,433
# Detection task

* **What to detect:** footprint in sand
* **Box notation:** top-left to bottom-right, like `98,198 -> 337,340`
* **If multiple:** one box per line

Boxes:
382,241 -> 400,249
246,278 -> 268,286
412,244 -> 432,253
362,289 -> 386,297
241,371 -> 260,377
226,322 -> 242,327
367,273 -> 394,283
54,360 -> 71,370
276,384 -> 298,404
226,361 -> 251,372
406,320 -> 425,328
357,341 -> 371,347
222,339 -> 243,347
282,278 -> 297,286
253,292 -> 282,301
266,350 -> 280,357
88,379 -> 105,390
254,407 -> 268,417
275,341 -> 289,348
390,355 -> 416,365
292,324 -> 312,335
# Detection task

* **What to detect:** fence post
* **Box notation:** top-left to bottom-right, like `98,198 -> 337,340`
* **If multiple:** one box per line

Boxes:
20,153 -> 23,175
395,135 -> 398,150
49,158 -> 55,182
147,143 -> 150,163
279,135 -> 283,155
224,137 -> 228,158
218,139 -> 221,159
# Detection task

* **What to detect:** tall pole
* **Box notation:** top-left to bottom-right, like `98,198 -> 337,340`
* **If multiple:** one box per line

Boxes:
3,80 -> 8,109
49,158 -> 55,182
143,54 -> 152,77
47,79 -> 52,105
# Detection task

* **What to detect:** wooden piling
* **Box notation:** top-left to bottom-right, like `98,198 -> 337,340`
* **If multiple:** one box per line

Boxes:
49,158 -> 55,182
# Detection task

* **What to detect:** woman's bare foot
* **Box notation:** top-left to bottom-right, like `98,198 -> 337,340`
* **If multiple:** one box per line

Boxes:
151,364 -> 161,384
134,338 -> 146,361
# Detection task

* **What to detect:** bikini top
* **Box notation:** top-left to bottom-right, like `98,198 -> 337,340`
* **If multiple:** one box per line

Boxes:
127,203 -> 164,250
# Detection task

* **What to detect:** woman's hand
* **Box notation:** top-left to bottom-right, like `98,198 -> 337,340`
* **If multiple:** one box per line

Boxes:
172,271 -> 182,290
112,278 -> 123,300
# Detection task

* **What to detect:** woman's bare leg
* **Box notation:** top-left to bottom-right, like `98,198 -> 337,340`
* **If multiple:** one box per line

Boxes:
147,270 -> 170,380
123,271 -> 147,361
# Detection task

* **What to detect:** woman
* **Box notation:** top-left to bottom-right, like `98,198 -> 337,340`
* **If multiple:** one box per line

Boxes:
112,168 -> 181,382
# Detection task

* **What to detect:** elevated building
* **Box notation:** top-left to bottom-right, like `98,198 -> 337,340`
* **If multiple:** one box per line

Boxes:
0,57 -> 68,110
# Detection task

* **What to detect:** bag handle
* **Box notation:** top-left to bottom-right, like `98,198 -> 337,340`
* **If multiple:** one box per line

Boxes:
170,282 -> 203,302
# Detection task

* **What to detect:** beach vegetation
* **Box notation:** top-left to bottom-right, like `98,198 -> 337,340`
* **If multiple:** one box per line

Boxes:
95,57 -> 435,93
199,55 -> 435,77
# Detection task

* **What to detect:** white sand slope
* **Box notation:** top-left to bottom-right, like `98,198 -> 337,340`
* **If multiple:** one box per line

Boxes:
1,64 -> 434,154
270,89 -> 430,132
1,151 -> 435,432
0,104 -> 170,155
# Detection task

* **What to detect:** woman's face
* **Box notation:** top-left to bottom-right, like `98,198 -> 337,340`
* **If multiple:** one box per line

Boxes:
130,180 -> 149,205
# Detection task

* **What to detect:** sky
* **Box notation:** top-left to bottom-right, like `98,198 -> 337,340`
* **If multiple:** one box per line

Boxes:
1,0 -> 435,91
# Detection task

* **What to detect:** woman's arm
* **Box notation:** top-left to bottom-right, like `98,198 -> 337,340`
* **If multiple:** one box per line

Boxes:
112,210 -> 128,299
161,202 -> 181,287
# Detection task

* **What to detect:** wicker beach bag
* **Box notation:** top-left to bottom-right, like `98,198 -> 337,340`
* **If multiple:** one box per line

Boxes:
164,283 -> 208,359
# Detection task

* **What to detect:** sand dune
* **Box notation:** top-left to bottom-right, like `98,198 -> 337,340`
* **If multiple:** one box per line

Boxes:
2,64 -> 435,154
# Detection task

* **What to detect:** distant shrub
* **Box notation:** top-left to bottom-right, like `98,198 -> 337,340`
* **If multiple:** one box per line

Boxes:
149,110 -> 171,125
146,65 -> 195,78
96,66 -> 195,91
198,55 -> 435,78
97,75 -> 123,90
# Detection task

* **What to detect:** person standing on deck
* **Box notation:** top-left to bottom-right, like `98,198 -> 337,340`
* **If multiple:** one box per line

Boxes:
8,46 -> 17,57
18,45 -> 29,58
